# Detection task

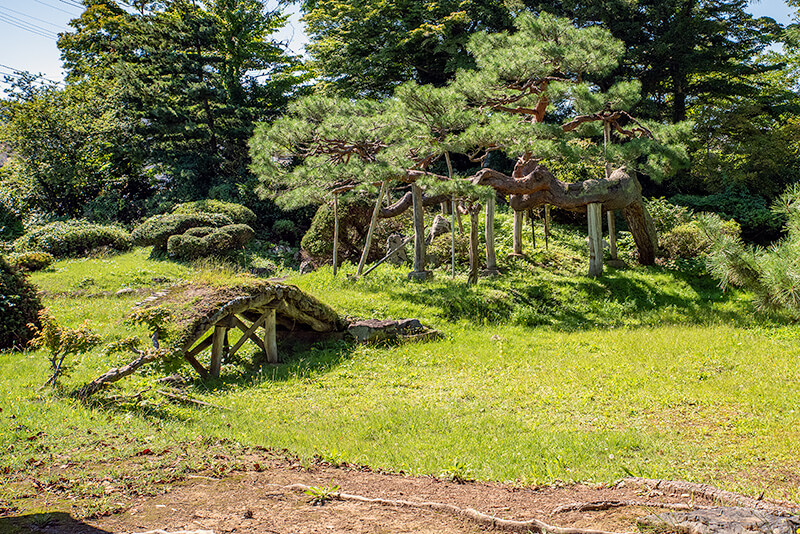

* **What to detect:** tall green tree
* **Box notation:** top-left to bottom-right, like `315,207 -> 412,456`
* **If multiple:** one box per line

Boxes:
300,0 -> 523,96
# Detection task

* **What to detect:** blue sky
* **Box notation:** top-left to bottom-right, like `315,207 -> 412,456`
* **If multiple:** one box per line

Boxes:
0,0 -> 795,92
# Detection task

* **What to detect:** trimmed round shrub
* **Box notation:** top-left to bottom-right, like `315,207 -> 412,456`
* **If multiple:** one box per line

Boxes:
660,218 -> 741,260
301,196 -> 409,265
426,231 -> 471,268
13,220 -> 132,258
167,224 -> 255,260
172,200 -> 257,225
9,251 -> 54,272
0,256 -> 43,350
132,213 -> 233,251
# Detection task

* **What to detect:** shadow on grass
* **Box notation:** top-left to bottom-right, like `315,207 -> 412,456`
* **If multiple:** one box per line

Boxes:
0,512 -> 111,534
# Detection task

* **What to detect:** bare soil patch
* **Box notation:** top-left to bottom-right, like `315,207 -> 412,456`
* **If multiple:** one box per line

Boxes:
5,454 -> 795,534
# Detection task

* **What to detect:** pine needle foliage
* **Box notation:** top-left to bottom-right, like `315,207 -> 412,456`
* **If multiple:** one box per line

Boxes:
702,185 -> 800,317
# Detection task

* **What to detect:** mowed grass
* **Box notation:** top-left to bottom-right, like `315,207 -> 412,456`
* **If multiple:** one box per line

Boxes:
2,237 -> 799,514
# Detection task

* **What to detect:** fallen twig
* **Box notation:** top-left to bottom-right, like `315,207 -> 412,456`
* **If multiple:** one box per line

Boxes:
156,389 -> 227,410
273,483 -> 631,534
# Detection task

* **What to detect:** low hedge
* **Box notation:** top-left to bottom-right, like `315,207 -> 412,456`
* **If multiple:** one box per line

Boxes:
172,200 -> 257,225
8,251 -> 55,272
13,220 -> 132,258
167,224 -> 255,260
132,213 -> 233,251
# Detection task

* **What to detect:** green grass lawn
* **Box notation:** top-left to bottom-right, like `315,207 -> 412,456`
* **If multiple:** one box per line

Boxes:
2,231 -> 799,517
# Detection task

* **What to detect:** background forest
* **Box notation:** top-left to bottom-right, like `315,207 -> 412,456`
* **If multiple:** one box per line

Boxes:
1,0 -> 799,245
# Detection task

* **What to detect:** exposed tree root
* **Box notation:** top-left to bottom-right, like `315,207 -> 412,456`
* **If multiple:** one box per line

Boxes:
275,483 -> 631,534
552,500 -> 710,514
75,349 -> 163,398
623,477 -> 799,516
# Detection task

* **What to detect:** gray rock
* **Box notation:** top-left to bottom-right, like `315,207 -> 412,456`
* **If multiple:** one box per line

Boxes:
347,319 -> 398,343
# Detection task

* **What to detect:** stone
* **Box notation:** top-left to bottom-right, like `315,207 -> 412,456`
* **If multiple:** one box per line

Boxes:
385,234 -> 408,265
347,319 -> 398,343
639,508 -> 800,534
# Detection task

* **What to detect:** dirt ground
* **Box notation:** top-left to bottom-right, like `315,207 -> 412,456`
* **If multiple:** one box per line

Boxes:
5,453 -> 796,534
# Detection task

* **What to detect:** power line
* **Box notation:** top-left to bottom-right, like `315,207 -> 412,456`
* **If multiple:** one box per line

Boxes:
58,0 -> 85,9
0,63 -> 63,85
0,14 -> 58,40
31,0 -> 80,16
0,5 -> 66,30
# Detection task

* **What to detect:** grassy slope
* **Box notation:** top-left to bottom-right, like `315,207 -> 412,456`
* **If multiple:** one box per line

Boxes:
1,229 -> 799,516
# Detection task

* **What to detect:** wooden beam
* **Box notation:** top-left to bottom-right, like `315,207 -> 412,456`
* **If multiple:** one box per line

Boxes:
228,312 -> 268,358
186,333 -> 213,360
210,324 -> 227,378
607,210 -> 618,260
264,308 -> 278,364
332,194 -> 340,277
356,179 -> 389,277
411,182 -> 426,273
230,315 -> 266,353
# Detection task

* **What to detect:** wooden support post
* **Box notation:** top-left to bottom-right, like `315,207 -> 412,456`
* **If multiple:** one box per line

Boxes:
607,210 -> 618,260
210,324 -> 227,378
587,203 -> 603,277
409,182 -> 431,281
512,210 -> 523,256
528,209 -> 536,250
451,196 -> 456,279
264,308 -> 278,364
544,205 -> 551,250
356,179 -> 389,277
468,204 -> 480,284
332,194 -> 340,277
484,194 -> 499,276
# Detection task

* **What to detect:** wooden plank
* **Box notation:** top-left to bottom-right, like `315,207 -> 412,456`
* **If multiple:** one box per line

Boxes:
587,202 -> 603,277
264,308 -> 278,364
228,312 -> 268,357
231,315 -> 266,353
485,194 -> 498,273
210,325 -> 227,378
184,352 -> 209,380
186,333 -> 213,359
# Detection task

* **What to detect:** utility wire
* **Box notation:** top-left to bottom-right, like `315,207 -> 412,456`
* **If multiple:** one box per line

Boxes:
31,0 -> 80,16
0,14 -> 58,40
0,5 -> 66,29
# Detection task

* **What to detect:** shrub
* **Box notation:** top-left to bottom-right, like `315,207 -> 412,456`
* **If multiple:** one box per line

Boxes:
172,200 -> 257,225
660,219 -> 740,261
167,224 -> 255,260
272,219 -> 297,241
13,220 -> 132,258
0,255 -> 43,350
301,196 -> 409,265
671,186 -> 783,243
8,251 -> 54,272
426,231 -> 471,268
132,213 -> 233,251
0,203 -> 23,241
644,197 -> 692,235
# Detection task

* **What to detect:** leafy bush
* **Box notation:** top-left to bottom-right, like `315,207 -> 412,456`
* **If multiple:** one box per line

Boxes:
13,220 -> 132,257
0,255 -> 43,350
132,213 -> 233,251
644,197 -> 692,235
8,251 -> 54,272
0,203 -> 23,241
272,219 -> 297,241
301,196 -> 409,265
167,224 -> 255,260
671,186 -> 783,243
426,231 -> 471,268
660,219 -> 740,261
172,200 -> 257,225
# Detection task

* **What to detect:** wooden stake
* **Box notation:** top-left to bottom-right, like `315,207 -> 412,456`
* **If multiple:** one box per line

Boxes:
332,194 -> 339,277
411,182 -> 427,274
512,210 -> 523,255
468,204 -> 480,284
607,210 -> 618,260
264,308 -> 278,364
356,179 -> 389,277
528,209 -> 536,250
544,205 -> 551,250
587,203 -> 603,277
485,194 -> 498,274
